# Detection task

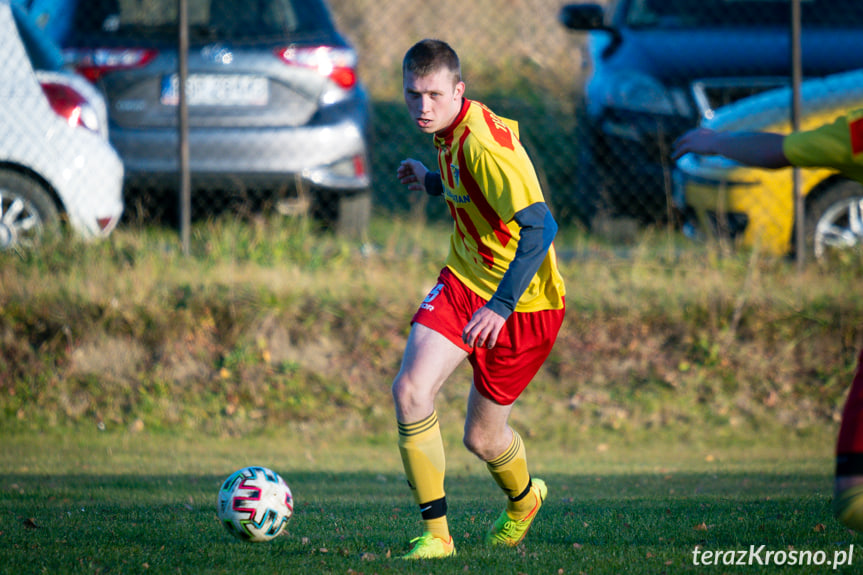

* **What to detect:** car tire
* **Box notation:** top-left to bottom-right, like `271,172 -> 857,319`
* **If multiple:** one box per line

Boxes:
312,189 -> 371,239
0,170 -> 59,250
805,177 -> 863,260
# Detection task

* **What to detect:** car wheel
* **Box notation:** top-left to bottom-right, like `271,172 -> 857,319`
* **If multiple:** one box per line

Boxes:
312,189 -> 371,239
0,170 -> 59,250
805,178 -> 863,260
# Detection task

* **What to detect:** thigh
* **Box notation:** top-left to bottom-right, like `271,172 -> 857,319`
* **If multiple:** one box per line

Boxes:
393,323 -> 468,422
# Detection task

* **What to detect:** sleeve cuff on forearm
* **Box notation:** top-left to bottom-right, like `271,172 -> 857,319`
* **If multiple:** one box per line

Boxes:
485,296 -> 514,320
425,172 -> 444,196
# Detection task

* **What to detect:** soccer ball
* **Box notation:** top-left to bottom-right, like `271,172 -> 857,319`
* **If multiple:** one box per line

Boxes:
217,466 -> 294,542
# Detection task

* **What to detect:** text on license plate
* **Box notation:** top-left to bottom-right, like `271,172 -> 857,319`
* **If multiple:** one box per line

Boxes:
161,74 -> 268,106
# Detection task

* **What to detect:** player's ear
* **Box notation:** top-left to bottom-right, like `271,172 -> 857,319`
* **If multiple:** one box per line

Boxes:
454,81 -> 465,100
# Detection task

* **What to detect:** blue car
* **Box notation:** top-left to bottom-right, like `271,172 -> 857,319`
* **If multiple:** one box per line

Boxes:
559,0 -> 863,228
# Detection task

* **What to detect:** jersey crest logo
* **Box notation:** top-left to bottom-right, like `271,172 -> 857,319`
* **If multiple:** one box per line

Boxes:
450,164 -> 460,187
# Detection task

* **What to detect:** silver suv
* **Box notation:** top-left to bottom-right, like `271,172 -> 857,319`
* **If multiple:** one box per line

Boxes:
62,0 -> 372,235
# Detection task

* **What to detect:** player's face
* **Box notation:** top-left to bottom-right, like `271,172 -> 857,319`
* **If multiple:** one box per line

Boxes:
403,68 -> 465,134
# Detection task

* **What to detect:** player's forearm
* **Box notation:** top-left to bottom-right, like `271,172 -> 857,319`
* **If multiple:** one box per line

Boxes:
711,132 -> 790,169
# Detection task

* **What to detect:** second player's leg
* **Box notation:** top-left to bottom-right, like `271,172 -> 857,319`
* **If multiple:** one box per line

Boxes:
834,348 -> 863,531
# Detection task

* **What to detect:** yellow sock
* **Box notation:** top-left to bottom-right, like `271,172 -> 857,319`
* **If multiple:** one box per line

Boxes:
398,411 -> 449,540
835,483 -> 863,531
486,430 -> 536,520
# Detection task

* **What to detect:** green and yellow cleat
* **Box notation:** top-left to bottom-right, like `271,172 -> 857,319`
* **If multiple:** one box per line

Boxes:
487,478 -> 548,547
401,532 -> 457,559
835,483 -> 863,531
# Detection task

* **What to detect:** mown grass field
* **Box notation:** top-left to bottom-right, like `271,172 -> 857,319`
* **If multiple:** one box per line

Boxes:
2,429 -> 857,575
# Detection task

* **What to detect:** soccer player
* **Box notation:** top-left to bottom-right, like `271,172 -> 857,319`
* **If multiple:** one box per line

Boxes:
392,39 -> 566,559
672,110 -> 863,532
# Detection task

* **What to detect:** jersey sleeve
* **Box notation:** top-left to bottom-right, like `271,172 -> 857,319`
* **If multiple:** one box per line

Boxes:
469,145 -> 546,223
783,111 -> 863,171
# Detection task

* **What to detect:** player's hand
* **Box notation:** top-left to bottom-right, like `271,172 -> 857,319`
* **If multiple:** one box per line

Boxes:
462,306 -> 506,349
397,159 -> 429,193
671,128 -> 720,160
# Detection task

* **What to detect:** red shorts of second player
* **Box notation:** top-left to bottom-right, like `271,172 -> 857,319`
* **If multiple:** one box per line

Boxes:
836,347 -> 863,475
411,267 -> 565,405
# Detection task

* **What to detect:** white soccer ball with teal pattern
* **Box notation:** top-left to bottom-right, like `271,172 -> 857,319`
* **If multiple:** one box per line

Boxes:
217,466 -> 293,542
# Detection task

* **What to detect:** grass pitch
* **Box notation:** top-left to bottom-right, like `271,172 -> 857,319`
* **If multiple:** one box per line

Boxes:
1,430 -> 858,574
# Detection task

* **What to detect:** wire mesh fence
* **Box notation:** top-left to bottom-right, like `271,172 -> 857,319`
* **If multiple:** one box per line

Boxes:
328,0 -> 580,224
3,0 -> 863,257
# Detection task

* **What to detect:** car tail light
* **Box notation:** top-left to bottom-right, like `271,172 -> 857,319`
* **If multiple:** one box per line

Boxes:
96,216 -> 119,235
274,46 -> 358,89
40,82 -> 99,133
352,154 -> 366,177
65,48 -> 158,83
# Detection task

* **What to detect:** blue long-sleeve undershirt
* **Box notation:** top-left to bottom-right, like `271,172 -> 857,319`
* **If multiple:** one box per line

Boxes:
486,202 -> 557,319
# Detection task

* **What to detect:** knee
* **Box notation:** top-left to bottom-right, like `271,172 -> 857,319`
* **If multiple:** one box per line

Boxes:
392,372 -> 432,420
462,428 -> 496,461
391,374 -> 410,410
392,372 -> 417,405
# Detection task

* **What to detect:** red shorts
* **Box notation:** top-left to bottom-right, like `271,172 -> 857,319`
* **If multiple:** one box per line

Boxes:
411,267 -> 565,405
836,347 -> 863,473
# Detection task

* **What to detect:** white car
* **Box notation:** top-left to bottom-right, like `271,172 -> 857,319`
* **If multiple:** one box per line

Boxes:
0,0 -> 122,249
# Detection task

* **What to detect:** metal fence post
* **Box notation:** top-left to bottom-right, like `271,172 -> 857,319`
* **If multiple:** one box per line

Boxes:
791,0 -> 804,270
178,0 -> 191,255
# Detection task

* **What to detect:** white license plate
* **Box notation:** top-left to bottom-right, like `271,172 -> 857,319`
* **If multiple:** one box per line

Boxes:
161,74 -> 268,106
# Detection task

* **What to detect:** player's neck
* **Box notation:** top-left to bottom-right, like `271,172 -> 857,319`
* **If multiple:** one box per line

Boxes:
435,98 -> 468,137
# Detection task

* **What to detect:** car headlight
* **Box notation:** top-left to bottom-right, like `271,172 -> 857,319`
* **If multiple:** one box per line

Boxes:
588,70 -> 691,117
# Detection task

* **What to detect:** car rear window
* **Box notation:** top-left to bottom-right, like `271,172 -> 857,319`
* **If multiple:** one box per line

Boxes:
627,0 -> 863,29
71,0 -> 334,42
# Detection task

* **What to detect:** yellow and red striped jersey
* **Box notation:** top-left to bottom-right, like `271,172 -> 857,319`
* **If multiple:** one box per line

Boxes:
433,99 -> 565,312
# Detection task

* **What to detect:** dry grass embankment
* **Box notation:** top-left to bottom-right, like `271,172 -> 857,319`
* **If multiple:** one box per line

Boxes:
1,217 -> 859,447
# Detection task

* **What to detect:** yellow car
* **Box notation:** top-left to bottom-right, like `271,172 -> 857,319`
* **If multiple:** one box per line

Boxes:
674,69 -> 863,258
